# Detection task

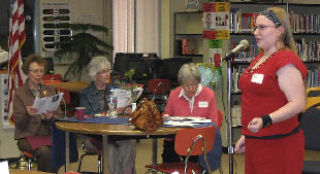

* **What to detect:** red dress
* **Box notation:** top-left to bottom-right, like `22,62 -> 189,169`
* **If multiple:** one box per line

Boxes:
239,50 -> 307,174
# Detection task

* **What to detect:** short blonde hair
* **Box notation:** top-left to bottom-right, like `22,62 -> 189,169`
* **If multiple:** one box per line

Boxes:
177,63 -> 201,85
88,56 -> 111,79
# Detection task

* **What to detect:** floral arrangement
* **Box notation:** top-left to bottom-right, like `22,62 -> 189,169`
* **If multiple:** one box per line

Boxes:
123,68 -> 143,103
197,63 -> 221,89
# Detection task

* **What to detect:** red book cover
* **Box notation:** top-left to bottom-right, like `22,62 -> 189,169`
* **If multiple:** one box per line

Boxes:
203,2 -> 215,12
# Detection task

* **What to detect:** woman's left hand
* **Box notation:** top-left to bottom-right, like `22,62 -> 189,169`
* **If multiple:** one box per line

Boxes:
248,117 -> 263,133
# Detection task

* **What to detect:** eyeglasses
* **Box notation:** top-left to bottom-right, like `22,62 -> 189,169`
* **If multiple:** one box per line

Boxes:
97,69 -> 112,74
253,25 -> 279,32
183,82 -> 198,89
29,69 -> 45,74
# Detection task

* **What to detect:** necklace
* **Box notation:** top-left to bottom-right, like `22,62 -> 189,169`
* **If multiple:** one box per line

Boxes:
249,57 -> 269,72
248,50 -> 278,72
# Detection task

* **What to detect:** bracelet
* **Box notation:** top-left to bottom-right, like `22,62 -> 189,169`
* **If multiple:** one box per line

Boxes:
261,115 -> 272,128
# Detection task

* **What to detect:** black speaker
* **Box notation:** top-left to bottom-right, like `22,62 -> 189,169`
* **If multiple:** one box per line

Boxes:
21,0 -> 34,58
44,57 -> 54,74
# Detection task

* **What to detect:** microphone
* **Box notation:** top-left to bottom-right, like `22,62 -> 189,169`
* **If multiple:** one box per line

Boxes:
224,39 -> 249,60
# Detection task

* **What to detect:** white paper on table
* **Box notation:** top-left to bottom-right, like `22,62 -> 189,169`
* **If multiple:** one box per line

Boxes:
163,116 -> 212,127
33,93 -> 63,114
0,160 -> 9,174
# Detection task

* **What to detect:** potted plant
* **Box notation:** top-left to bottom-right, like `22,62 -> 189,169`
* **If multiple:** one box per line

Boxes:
122,68 -> 143,103
54,23 -> 113,80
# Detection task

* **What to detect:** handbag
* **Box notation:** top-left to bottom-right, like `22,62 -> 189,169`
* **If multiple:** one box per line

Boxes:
129,98 -> 163,133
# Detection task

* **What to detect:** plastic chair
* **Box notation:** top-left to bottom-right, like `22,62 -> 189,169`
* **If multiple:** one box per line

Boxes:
148,79 -> 170,112
145,126 -> 216,174
305,87 -> 320,111
55,87 -> 72,117
77,139 -> 102,174
15,151 -> 36,170
300,102 -> 320,174
43,74 -> 62,85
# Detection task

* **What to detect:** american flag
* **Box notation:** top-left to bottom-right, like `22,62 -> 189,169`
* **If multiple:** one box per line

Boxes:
8,0 -> 26,124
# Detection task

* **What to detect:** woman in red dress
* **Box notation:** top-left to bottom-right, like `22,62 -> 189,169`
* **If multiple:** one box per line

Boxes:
234,7 -> 307,174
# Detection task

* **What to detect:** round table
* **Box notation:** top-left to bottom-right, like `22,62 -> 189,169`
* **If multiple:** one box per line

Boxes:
10,169 -> 53,174
55,121 -> 181,174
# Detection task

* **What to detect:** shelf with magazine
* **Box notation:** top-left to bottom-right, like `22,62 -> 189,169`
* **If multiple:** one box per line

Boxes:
174,11 -> 204,61
289,3 -> 320,88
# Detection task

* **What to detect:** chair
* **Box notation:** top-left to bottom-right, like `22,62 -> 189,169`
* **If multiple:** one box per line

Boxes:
145,126 -> 217,174
55,87 -> 72,117
301,92 -> 320,174
43,74 -> 62,85
305,87 -> 320,111
77,138 -> 102,174
14,151 -> 37,170
148,79 -> 170,112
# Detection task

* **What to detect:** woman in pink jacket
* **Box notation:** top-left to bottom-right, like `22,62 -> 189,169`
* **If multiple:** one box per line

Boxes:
162,62 -> 219,163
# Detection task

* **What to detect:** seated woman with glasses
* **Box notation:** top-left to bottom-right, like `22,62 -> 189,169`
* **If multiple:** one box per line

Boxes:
162,63 -> 221,169
13,54 -> 63,172
80,56 -> 136,174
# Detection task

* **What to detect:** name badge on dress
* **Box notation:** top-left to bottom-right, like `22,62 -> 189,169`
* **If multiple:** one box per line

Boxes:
198,101 -> 208,108
251,73 -> 264,84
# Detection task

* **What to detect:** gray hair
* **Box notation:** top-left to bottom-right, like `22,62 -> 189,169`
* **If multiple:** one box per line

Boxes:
88,56 -> 111,79
177,63 -> 201,85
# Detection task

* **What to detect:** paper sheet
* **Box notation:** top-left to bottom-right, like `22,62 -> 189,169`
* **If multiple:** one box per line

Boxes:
33,93 -> 63,114
0,160 -> 9,174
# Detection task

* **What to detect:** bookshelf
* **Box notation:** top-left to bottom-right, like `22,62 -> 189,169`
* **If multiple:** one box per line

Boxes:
174,11 -> 203,62
229,2 -> 320,129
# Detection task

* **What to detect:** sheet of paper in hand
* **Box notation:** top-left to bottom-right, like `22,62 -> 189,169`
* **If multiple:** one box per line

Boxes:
33,92 -> 64,114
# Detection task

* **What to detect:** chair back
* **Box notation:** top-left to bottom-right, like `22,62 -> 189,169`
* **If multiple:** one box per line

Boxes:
300,103 -> 320,150
174,126 -> 216,156
305,87 -> 320,111
148,79 -> 170,94
43,74 -> 62,85
56,87 -> 71,105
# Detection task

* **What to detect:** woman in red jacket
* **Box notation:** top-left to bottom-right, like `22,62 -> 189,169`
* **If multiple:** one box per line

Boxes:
234,7 -> 307,174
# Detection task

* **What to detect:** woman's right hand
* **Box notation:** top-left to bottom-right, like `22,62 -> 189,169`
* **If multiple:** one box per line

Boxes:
26,106 -> 38,116
234,135 -> 246,154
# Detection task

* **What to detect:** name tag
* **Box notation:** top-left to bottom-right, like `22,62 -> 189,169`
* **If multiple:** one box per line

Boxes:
251,73 -> 264,84
198,101 -> 208,108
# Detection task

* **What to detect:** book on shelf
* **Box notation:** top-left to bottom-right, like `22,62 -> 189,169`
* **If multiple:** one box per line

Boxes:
290,12 -> 320,34
296,38 -> 320,62
230,41 -> 257,62
307,68 -> 320,87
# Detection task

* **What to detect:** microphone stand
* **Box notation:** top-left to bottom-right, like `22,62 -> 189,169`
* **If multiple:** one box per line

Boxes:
224,53 -> 234,174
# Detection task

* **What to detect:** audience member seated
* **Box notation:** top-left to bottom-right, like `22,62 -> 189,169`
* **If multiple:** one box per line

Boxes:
13,54 -> 63,172
161,63 -> 222,172
80,56 -> 136,174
